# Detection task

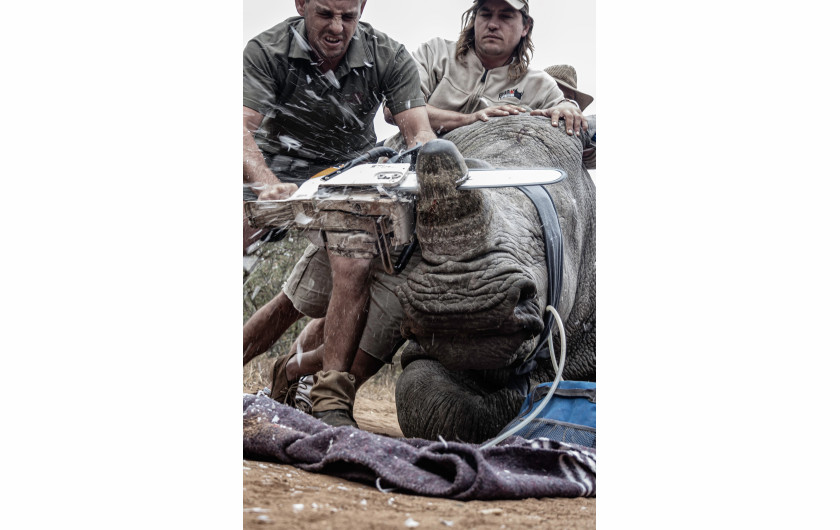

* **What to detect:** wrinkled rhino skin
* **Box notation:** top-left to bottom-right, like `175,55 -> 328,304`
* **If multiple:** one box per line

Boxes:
390,116 -> 596,443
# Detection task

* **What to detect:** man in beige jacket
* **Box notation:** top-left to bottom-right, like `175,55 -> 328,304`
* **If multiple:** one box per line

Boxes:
388,0 -> 588,137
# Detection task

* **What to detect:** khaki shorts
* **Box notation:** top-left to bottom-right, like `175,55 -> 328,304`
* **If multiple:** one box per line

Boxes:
282,243 -> 332,319
282,243 -> 419,363
324,230 -> 380,260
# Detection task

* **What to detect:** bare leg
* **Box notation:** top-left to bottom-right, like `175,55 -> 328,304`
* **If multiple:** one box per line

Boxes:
348,348 -> 385,389
287,318 -> 325,358
286,343 -> 325,382
303,253 -> 373,427
321,252 -> 373,372
243,291 -> 303,365
283,318 -> 326,384
265,251 -> 372,404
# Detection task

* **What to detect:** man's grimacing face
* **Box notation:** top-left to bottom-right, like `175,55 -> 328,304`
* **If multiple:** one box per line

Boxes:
296,0 -> 367,67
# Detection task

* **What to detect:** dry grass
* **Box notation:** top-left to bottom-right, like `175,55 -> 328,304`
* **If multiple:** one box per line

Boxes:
243,354 -> 277,394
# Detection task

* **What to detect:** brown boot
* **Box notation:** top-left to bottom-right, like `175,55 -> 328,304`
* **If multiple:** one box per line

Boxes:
311,370 -> 358,428
268,350 -> 298,405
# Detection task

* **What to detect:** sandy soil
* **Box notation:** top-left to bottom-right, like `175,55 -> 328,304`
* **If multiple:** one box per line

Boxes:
243,382 -> 596,529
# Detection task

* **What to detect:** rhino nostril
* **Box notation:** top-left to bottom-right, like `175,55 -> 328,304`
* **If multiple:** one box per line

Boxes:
517,283 -> 537,304
513,282 -> 542,333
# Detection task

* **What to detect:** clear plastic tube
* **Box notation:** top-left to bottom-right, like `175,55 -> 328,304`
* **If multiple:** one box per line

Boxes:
480,306 -> 566,449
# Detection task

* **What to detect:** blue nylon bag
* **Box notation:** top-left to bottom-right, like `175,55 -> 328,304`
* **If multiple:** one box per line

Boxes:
499,381 -> 596,448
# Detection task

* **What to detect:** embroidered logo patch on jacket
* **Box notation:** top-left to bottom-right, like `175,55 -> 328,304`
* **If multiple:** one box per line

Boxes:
499,88 -> 523,101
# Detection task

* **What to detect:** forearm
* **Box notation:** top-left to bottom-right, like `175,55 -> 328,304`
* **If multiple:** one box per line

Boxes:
392,107 -> 437,147
243,125 -> 278,191
425,104 -> 475,135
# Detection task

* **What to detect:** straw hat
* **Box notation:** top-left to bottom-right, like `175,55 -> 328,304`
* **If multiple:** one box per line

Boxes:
544,65 -> 594,111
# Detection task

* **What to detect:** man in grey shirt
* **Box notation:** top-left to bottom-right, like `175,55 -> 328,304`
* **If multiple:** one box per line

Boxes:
243,0 -> 436,427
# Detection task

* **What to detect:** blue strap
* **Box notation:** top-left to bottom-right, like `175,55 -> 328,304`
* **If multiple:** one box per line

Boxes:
506,185 -> 564,395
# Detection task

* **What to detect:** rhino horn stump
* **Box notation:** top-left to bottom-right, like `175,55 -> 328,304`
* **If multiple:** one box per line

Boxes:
415,140 -> 489,259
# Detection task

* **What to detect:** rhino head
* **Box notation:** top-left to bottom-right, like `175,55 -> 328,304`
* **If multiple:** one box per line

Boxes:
395,139 -> 549,372
390,116 -> 596,442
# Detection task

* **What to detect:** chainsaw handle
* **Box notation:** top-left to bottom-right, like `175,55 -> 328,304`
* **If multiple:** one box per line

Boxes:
387,142 -> 424,171
322,146 -> 400,181
392,235 -> 418,274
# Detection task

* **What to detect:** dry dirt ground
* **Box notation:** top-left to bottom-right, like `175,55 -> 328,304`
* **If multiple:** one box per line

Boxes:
243,364 -> 596,529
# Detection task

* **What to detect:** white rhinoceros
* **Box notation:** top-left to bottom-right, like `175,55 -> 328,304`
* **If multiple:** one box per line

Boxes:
390,115 -> 595,443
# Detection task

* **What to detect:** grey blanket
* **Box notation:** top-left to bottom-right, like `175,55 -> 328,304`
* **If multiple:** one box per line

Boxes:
243,394 -> 596,500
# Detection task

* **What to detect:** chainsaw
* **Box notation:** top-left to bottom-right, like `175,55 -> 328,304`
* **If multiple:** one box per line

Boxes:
244,145 -> 566,274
